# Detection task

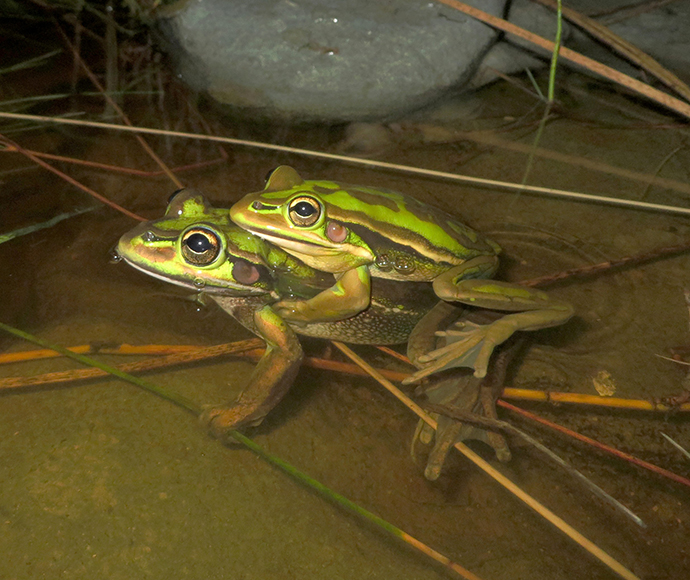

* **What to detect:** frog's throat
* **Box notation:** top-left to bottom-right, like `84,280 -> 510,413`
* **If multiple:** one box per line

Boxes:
120,256 -> 267,295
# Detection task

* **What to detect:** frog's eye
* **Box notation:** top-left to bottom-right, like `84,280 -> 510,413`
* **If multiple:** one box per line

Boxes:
288,196 -> 321,227
181,227 -> 222,266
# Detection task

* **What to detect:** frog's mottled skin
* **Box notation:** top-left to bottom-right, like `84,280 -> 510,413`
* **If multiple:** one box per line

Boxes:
230,167 -> 574,380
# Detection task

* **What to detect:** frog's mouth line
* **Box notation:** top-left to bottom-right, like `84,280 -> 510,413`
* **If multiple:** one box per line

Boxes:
120,256 -> 266,296
250,231 -> 340,257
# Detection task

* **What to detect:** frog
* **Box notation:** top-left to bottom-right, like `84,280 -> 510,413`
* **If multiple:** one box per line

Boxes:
116,188 -> 438,438
229,166 -> 575,381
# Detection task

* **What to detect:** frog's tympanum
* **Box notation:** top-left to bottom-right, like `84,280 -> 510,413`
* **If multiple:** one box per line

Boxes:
117,189 -> 436,439
230,166 -> 574,381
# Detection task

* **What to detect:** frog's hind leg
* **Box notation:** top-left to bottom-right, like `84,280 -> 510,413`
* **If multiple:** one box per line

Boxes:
418,258 -> 574,379
412,333 -> 525,480
200,305 -> 304,439
413,369 -> 512,480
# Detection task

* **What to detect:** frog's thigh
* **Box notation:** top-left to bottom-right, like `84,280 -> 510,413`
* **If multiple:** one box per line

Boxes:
435,260 -> 571,319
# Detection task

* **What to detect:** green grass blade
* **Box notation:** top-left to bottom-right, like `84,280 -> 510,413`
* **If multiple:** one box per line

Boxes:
0,321 -> 479,578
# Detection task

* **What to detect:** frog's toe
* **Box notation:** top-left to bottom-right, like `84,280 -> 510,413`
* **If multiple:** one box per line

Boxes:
402,340 -> 485,384
417,412 -> 511,480
412,368 -> 512,479
423,418 -> 464,481
199,404 -> 264,440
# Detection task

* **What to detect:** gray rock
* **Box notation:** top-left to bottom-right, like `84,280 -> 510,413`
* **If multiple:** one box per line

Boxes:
157,0 -> 690,122
158,0 -> 506,121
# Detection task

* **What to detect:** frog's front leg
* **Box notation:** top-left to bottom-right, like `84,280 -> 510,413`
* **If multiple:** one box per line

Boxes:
200,305 -> 303,439
406,258 -> 574,381
273,265 -> 371,324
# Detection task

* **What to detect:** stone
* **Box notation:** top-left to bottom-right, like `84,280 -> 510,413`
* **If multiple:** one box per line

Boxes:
157,0 -> 506,121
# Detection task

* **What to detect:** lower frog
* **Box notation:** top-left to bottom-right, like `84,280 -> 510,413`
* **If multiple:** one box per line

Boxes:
229,166 -> 574,381
117,189 -> 437,438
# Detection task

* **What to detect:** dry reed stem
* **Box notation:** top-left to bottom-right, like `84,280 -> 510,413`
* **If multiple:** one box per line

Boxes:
498,400 -> 690,488
3,111 -> 690,217
534,0 -> 690,102
437,0 -> 690,120
331,341 -> 640,580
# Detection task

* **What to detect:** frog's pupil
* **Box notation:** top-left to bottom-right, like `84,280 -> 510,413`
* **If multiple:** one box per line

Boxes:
293,201 -> 315,217
186,233 -> 210,253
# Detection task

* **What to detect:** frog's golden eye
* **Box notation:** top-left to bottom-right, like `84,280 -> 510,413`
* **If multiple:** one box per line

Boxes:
288,196 -> 321,227
181,227 -> 221,266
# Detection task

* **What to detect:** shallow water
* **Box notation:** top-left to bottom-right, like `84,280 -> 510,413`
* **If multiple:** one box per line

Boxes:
1,34 -> 690,580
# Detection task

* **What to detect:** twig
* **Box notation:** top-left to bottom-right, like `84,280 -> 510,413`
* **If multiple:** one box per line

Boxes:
0,133 -> 145,221
501,387 -> 690,412
0,342 -> 210,364
331,341 -> 640,580
3,111 -> 690,217
521,239 -> 690,288
425,126 -> 690,197
436,0 -> 690,120
639,145 -> 684,201
0,206 -> 95,244
425,402 -> 645,528
533,0 -> 690,102
0,322 -> 483,580
499,401 -> 690,488
596,0 -> 685,26
5,339 -> 687,412
54,21 -> 183,188
660,432 -> 690,461
385,344 -> 690,413
0,343 -> 409,392
0,340 -> 264,392
1,146 -> 228,177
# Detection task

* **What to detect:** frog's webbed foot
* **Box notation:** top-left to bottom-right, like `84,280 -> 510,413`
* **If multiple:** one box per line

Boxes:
404,311 -> 524,382
412,371 -> 511,480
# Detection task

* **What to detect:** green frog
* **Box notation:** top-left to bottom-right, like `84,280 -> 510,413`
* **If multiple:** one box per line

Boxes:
117,188 -> 437,438
229,166 -> 574,380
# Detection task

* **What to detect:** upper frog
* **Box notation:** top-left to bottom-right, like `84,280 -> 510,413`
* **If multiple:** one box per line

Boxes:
229,165 -> 501,280
230,166 -> 574,379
